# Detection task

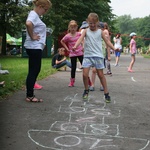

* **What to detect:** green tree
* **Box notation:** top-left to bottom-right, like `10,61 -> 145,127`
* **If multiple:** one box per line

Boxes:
0,0 -> 114,55
137,16 -> 150,46
0,0 -> 31,55
112,15 -> 150,48
45,0 -> 114,53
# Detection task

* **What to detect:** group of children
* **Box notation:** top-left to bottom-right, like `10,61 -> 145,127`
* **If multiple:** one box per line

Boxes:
24,0 -> 137,103
51,13 -> 122,103
51,13 -> 137,103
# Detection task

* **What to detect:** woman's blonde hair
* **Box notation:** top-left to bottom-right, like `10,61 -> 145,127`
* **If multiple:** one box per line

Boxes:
87,13 -> 99,23
68,20 -> 78,32
32,0 -> 52,8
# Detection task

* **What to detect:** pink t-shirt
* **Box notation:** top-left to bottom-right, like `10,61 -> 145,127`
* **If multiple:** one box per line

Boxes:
130,39 -> 136,54
62,32 -> 83,57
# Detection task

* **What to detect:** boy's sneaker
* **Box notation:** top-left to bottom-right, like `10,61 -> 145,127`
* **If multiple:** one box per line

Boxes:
107,72 -> 112,76
82,89 -> 89,100
104,72 -> 112,76
100,86 -> 104,91
89,86 -> 95,91
104,93 -> 111,103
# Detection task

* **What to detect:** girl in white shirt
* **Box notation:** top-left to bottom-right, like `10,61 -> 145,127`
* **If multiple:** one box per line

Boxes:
24,0 -> 52,102
113,33 -> 122,66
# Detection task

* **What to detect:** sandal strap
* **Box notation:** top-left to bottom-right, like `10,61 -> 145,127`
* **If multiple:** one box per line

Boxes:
26,95 -> 35,101
26,96 -> 43,102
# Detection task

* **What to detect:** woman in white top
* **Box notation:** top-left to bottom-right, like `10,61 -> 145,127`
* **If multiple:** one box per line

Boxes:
113,33 -> 122,66
24,0 -> 52,102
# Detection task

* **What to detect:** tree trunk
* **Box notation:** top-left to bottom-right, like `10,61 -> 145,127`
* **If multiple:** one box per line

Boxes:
0,12 -> 6,55
54,38 -> 59,55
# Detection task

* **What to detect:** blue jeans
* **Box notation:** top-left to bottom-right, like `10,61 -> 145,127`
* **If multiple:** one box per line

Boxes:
53,60 -> 71,69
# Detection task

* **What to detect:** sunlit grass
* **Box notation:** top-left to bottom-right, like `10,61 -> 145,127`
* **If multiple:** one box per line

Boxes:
142,54 -> 150,59
0,56 -> 56,100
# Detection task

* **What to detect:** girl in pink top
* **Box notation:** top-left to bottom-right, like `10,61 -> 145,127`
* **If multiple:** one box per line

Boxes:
61,20 -> 84,87
128,32 -> 137,72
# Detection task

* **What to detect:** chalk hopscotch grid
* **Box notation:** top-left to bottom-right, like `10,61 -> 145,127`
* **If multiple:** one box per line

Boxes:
28,93 -> 150,150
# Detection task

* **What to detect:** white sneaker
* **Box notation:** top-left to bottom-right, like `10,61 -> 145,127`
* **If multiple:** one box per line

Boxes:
76,68 -> 82,72
114,64 -> 118,67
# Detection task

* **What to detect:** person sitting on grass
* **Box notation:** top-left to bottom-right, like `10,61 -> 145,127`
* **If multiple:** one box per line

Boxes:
52,47 -> 71,70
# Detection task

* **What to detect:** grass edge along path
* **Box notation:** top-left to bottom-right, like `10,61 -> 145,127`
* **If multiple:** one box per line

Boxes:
0,54 -> 150,100
0,56 -> 56,100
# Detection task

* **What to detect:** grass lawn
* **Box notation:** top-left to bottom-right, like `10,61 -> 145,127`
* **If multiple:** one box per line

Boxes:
142,54 -> 150,59
0,56 -> 56,100
0,54 -> 149,100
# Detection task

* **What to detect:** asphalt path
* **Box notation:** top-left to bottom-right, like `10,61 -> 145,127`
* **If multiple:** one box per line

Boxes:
0,54 -> 150,150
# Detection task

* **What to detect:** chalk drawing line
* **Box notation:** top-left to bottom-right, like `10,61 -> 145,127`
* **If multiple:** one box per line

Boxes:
27,129 -> 150,150
27,94 -> 150,149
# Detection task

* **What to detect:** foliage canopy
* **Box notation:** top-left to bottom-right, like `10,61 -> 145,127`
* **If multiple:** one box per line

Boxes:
0,0 -> 149,55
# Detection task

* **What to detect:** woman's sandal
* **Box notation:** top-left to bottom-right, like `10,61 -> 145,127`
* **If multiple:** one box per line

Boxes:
26,96 -> 43,102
